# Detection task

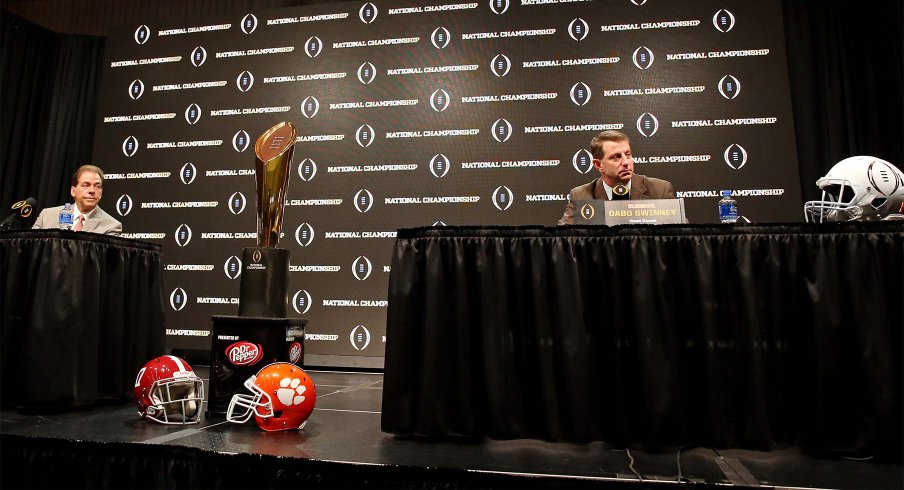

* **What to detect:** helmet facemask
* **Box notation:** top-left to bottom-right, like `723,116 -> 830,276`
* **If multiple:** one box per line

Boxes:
146,374 -> 204,424
226,375 -> 274,423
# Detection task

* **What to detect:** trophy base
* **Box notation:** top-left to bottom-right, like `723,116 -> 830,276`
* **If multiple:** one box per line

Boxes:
206,315 -> 306,417
238,247 -> 289,318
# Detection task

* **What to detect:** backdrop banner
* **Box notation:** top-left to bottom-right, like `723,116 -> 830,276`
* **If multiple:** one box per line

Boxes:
92,0 -> 801,367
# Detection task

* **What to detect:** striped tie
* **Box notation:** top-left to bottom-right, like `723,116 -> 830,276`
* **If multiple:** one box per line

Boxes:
73,215 -> 84,232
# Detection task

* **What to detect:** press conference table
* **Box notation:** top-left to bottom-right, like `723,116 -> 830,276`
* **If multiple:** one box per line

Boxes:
381,222 -> 903,458
0,230 -> 165,409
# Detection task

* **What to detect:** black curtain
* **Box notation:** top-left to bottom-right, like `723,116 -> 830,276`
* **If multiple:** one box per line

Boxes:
0,11 -> 104,213
782,2 -> 904,200
382,223 -> 903,460
0,3 -> 902,209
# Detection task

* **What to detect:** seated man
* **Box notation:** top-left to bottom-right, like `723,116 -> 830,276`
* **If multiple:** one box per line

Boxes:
559,130 -> 675,225
32,164 -> 122,236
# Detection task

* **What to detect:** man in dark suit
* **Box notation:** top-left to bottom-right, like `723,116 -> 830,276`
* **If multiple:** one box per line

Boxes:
559,130 -> 675,225
32,164 -> 122,236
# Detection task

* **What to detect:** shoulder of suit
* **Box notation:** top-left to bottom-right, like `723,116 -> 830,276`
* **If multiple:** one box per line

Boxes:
94,206 -> 123,224
38,205 -> 63,217
570,179 -> 598,198
635,174 -> 672,187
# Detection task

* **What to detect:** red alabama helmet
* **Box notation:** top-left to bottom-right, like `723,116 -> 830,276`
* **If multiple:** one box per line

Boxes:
134,355 -> 204,424
226,362 -> 316,431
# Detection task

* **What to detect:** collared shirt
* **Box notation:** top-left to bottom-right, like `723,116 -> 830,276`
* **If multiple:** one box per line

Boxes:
73,206 -> 97,230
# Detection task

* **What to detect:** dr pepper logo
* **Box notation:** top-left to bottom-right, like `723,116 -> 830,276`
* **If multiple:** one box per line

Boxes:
226,341 -> 264,366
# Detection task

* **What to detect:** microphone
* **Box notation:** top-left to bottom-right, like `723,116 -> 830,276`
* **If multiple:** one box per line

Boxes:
0,197 -> 37,230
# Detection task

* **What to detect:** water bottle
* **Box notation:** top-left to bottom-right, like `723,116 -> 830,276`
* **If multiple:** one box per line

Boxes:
58,203 -> 73,230
718,190 -> 739,223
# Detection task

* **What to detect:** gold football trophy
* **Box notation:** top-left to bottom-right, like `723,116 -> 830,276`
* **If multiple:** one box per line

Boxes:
238,122 -> 297,317
254,121 -> 297,247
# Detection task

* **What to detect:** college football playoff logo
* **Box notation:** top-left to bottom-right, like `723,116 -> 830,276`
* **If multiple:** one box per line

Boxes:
713,9 -> 736,33
236,71 -> 254,92
228,192 -> 247,214
357,62 -> 376,84
232,130 -> 250,152
568,18 -> 589,41
356,124 -> 375,148
184,103 -> 202,125
301,96 -> 320,118
224,256 -> 242,280
175,224 -> 193,247
430,89 -> 450,112
116,195 -> 133,216
492,185 -> 514,211
294,223 -> 315,247
353,189 -> 374,213
129,80 -> 144,100
134,25 -> 150,44
292,289 -> 313,314
431,27 -> 451,49
180,163 -> 197,185
636,112 -> 659,137
724,144 -> 748,169
350,325 -> 371,351
429,154 -> 451,178
169,287 -> 187,311
191,46 -> 207,67
570,82 -> 591,106
718,75 -> 742,99
489,0 -> 510,15
359,3 -> 378,23
631,0 -> 648,4
491,119 -> 513,142
240,14 -> 258,34
490,54 -> 511,77
122,136 -> 139,157
298,159 -> 318,182
352,256 -> 373,281
633,46 -> 654,70
573,149 -> 594,174
305,36 -> 323,58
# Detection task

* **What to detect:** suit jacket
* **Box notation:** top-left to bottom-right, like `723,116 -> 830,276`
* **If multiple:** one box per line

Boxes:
558,174 -> 676,225
32,205 -> 123,236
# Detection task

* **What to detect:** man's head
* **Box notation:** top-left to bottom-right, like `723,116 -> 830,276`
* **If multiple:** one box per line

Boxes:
590,130 -> 634,187
70,165 -> 105,213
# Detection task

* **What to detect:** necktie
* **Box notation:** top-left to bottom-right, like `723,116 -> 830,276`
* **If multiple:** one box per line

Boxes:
73,215 -> 84,232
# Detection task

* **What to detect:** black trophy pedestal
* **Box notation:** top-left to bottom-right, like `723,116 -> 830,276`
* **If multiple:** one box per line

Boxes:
206,315 -> 306,417
207,247 -> 306,417
238,247 -> 289,318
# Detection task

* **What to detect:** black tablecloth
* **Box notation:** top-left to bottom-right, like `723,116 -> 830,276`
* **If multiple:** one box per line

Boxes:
381,222 -> 903,459
0,230 -> 166,409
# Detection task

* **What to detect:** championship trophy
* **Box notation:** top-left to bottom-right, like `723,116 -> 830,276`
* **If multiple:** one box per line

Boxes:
238,121 -> 297,317
208,121 -> 306,417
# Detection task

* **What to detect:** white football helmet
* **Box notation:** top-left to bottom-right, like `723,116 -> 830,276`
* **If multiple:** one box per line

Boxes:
804,156 -> 904,222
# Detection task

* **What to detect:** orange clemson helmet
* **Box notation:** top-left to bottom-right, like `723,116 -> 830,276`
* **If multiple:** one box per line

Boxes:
226,362 -> 316,431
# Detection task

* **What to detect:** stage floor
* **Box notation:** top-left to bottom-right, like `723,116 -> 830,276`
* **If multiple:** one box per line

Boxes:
1,368 -> 900,489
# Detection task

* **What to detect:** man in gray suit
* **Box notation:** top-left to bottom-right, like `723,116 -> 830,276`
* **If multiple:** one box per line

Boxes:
32,164 -> 122,236
559,130 -> 675,225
